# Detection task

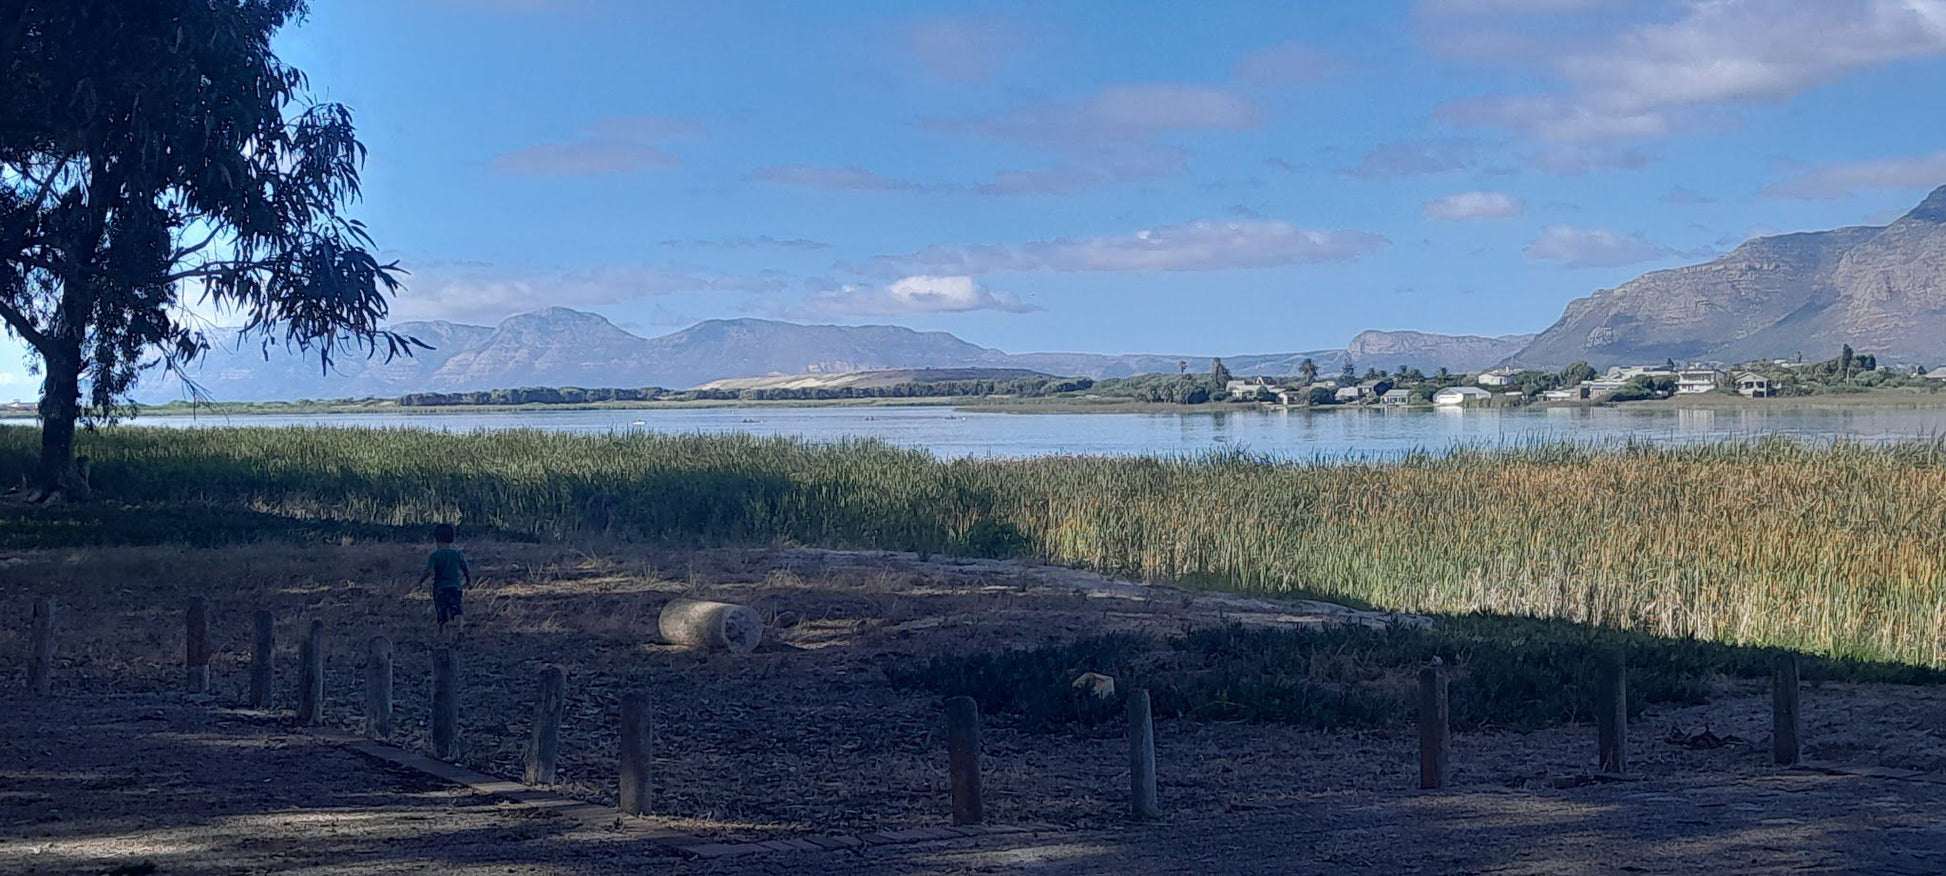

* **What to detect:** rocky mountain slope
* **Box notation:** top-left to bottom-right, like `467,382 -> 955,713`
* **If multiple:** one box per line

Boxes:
1510,186 -> 1946,369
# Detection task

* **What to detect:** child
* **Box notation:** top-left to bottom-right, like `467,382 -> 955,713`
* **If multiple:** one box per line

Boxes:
417,523 -> 472,639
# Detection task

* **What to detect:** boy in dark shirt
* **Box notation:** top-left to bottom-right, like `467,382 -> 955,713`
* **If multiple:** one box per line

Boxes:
417,523 -> 472,639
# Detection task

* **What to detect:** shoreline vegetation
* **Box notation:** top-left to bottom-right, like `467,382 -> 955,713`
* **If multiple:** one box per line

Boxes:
89,348 -> 1941,418
89,383 -> 1946,419
5,425 -> 1944,669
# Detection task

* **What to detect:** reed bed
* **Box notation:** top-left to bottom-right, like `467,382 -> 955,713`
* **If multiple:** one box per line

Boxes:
4,425 -> 1943,666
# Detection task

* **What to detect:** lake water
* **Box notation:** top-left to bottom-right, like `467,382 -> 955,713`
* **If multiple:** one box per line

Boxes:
42,402 -> 1946,460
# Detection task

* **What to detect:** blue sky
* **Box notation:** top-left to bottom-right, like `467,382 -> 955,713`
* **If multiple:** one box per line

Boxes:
8,0 -> 1946,399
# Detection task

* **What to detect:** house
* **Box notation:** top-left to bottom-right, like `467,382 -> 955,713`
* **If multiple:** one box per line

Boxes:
1226,378 -> 1282,400
1334,386 -> 1368,403
1539,386 -> 1592,402
1476,368 -> 1518,387
1433,386 -> 1493,407
1676,370 -> 1725,394
1735,373 -> 1775,398
1583,379 -> 1628,397
1926,367 -> 1946,381
1607,365 -> 1678,381
1380,389 -> 1414,406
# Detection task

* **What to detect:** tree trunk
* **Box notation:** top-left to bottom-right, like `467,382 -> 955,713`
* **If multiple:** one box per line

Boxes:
35,336 -> 83,497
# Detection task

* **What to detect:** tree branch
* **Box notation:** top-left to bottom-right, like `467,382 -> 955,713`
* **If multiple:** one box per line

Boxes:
0,298 -> 49,351
170,225 -> 223,262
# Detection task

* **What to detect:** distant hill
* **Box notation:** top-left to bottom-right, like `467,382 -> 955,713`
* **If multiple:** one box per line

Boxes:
137,308 -> 1542,402
1509,185 -> 1946,369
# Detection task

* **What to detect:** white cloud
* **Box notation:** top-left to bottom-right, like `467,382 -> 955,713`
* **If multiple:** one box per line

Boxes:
1423,191 -> 1527,220
1347,139 -> 1478,178
660,236 -> 830,251
1233,41 -> 1341,86
936,84 -> 1264,146
905,16 -> 1024,83
1524,225 -> 1675,267
800,276 -> 1037,316
908,84 -> 1266,196
1438,94 -> 1698,143
1521,143 -> 1654,175
747,164 -> 940,193
855,219 -> 1389,276
436,0 -> 583,10
1564,0 -> 1946,111
491,142 -> 678,175
974,144 -> 1188,196
1431,0 -> 1946,144
394,262 -> 786,324
1418,0 -> 1615,15
1662,186 -> 1715,204
1759,149 -> 1946,199
490,115 -> 698,176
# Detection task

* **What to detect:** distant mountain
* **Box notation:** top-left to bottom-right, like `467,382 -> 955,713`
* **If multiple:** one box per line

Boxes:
137,308 -> 1541,402
1509,185 -> 1946,369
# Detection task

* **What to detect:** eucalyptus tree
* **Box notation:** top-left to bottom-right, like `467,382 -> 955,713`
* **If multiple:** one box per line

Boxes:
1,0 -> 410,497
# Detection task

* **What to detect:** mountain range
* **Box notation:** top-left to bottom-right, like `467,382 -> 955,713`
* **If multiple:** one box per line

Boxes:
138,184 -> 1946,402
138,313 -> 1533,402
1509,185 -> 1946,368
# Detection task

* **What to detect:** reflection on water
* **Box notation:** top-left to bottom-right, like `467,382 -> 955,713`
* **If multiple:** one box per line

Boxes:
22,402 -> 1946,461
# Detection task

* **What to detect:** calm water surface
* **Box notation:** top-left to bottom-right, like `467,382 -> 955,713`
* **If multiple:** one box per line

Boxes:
50,403 -> 1946,460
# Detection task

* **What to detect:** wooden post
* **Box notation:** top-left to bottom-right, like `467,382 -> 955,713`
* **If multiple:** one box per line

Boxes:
945,695 -> 984,826
431,646 -> 459,760
249,610 -> 274,709
619,689 -> 652,815
1773,652 -> 1801,766
1418,665 -> 1450,790
27,597 -> 55,696
364,636 -> 393,739
296,619 -> 324,725
1128,688 -> 1160,819
525,665 -> 567,785
184,596 -> 210,694
1595,647 -> 1627,775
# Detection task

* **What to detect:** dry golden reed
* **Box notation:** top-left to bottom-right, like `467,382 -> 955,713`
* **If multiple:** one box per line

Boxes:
6,426 -> 1941,666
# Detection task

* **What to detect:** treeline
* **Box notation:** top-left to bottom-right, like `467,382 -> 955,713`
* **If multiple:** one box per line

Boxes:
1089,373 -> 1224,404
685,376 -> 1093,402
398,376 -> 1093,407
400,387 -> 668,406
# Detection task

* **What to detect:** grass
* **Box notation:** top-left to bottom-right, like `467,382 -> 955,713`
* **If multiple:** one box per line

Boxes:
5,425 -> 1946,667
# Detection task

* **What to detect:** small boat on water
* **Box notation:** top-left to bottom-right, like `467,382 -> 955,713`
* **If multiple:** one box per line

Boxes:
630,419 -> 647,426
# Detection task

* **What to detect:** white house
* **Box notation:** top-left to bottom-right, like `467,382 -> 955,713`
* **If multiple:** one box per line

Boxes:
1433,386 -> 1494,407
1476,368 -> 1518,387
1735,373 -> 1775,398
1926,367 -> 1946,381
1539,386 -> 1592,402
1225,378 -> 1282,401
1334,386 -> 1368,403
1380,389 -> 1414,406
1608,365 -> 1678,381
1676,370 -> 1725,394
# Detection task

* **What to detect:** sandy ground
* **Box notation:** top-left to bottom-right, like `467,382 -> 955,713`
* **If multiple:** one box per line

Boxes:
6,691 -> 1946,875
4,542 -> 1946,873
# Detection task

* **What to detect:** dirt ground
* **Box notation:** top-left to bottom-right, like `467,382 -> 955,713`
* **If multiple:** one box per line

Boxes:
5,541 -> 1946,873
